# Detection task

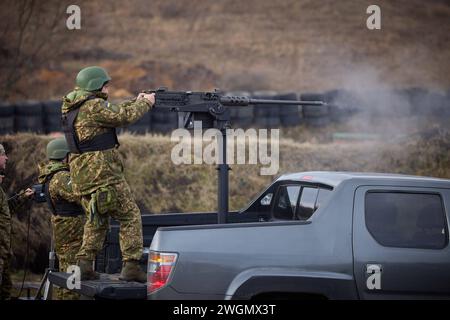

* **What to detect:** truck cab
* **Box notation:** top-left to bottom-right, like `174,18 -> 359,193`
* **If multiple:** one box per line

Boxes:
48,171 -> 450,299
148,172 -> 450,300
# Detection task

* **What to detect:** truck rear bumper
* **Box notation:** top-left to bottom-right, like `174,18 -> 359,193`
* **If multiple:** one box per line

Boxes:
148,286 -> 228,300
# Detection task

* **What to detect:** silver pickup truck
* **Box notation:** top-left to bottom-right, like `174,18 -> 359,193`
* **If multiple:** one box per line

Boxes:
148,171 -> 450,300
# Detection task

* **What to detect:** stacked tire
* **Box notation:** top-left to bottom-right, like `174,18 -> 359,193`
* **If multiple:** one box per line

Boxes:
15,101 -> 44,133
300,93 -> 329,127
252,91 -> 281,128
423,91 -> 447,117
43,100 -> 62,133
276,92 -> 302,127
151,109 -> 178,133
388,89 -> 414,117
0,103 -> 15,134
323,89 -> 360,122
403,87 -> 449,117
446,90 -> 450,117
225,91 -> 254,128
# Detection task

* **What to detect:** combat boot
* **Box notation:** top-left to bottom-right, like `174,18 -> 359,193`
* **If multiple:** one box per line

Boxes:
77,259 -> 99,281
119,260 -> 146,283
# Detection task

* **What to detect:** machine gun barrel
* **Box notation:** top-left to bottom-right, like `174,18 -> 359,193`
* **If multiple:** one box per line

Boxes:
144,88 -> 326,109
219,96 -> 325,107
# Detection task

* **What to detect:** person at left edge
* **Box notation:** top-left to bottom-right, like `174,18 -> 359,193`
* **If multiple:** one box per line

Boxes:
0,143 -> 33,300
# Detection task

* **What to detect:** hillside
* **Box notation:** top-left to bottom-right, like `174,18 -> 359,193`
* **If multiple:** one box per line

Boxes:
1,0 -> 449,101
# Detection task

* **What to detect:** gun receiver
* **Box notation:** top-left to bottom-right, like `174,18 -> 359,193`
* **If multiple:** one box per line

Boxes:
144,87 -> 325,130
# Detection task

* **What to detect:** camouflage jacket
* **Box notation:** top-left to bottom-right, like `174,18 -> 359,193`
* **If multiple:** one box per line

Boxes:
0,185 -> 29,264
61,88 -> 152,196
38,160 -> 80,206
0,186 -> 11,264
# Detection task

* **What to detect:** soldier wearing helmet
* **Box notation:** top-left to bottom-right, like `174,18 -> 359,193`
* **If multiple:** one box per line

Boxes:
37,137 -> 85,300
61,66 -> 154,282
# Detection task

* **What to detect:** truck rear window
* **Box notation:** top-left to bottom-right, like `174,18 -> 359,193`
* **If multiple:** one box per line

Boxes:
365,192 -> 448,249
272,185 -> 332,220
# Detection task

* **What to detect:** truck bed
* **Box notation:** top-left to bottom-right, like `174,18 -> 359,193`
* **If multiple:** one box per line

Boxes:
46,210 -> 265,300
95,210 -> 264,273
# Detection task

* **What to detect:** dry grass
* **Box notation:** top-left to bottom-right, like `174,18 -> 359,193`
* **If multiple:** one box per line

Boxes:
1,126 -> 449,273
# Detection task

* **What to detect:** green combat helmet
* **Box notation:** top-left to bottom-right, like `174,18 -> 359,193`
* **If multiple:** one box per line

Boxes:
76,66 -> 111,91
47,137 -> 70,160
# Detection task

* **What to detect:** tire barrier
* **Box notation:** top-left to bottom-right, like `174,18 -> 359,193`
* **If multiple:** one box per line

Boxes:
43,100 -> 62,133
252,91 -> 281,128
277,92 -> 302,127
300,93 -> 329,118
418,91 -> 447,116
15,101 -> 45,133
226,91 -> 254,128
300,93 -> 330,127
323,89 -> 359,121
1,87 -> 449,135
446,90 -> 450,116
0,103 -> 14,134
151,109 -> 178,133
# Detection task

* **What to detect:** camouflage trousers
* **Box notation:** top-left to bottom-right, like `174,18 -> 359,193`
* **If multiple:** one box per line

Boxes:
76,180 -> 143,262
52,215 -> 85,300
0,256 -> 12,300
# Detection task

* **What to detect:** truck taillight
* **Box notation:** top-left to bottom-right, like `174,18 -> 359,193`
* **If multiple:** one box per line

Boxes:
147,251 -> 178,293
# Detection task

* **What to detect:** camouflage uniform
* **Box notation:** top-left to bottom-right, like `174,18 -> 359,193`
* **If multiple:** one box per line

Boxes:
0,185 -> 12,300
61,89 -> 152,262
38,161 -> 85,300
0,186 -> 29,300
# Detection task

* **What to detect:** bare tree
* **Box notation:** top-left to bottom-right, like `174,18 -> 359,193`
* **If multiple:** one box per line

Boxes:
0,0 -> 65,100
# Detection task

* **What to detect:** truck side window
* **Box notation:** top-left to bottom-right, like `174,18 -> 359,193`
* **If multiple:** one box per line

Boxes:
315,188 -> 332,210
260,193 -> 273,206
273,185 -> 301,220
297,187 -> 319,220
365,192 -> 448,249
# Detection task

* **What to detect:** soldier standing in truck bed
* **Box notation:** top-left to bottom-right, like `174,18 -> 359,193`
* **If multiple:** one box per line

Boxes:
61,66 -> 154,282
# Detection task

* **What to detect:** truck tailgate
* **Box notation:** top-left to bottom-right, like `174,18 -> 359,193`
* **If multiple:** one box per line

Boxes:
48,272 -> 146,300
